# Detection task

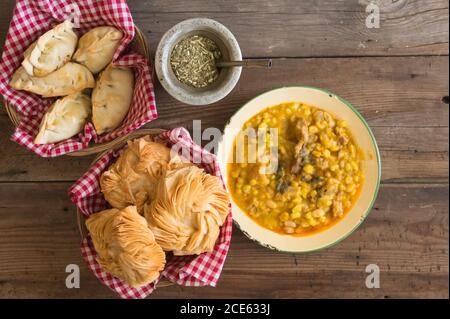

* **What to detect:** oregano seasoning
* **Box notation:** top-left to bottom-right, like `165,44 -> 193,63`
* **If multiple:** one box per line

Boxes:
170,35 -> 222,88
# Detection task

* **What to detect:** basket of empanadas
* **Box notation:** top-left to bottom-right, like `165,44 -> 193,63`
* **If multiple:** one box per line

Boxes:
0,0 -> 157,157
69,128 -> 232,299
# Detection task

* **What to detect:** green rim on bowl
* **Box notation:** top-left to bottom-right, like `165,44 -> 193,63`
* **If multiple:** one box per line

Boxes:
219,86 -> 381,253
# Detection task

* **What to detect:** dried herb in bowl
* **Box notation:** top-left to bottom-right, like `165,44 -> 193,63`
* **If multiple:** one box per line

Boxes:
170,35 -> 222,88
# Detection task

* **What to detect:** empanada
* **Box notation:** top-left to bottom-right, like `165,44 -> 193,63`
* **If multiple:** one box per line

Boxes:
92,64 -> 134,134
22,20 -> 78,77
73,26 -> 123,74
100,137 -> 172,213
10,63 -> 95,97
34,93 -> 91,144
86,206 -> 166,288
144,165 -> 230,256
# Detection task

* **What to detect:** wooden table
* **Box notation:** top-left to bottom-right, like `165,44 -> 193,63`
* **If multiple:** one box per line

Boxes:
0,0 -> 448,299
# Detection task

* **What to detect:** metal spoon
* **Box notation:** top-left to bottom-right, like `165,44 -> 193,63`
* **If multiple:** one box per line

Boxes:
216,59 -> 272,69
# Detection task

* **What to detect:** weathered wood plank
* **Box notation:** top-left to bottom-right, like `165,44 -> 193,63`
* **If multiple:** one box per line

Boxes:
1,57 -> 448,182
0,0 -> 448,58
3,56 -> 448,129
1,113 -> 447,183
151,56 -> 449,128
0,182 -> 447,298
128,0 -> 449,57
0,0 -> 15,57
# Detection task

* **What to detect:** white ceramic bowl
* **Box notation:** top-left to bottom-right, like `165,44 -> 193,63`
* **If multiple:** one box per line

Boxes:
155,18 -> 242,105
218,86 -> 381,253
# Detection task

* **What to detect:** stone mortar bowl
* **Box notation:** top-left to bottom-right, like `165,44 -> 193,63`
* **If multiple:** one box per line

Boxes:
155,18 -> 242,105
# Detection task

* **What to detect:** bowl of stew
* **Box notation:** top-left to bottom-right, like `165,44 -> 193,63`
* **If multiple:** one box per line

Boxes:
218,86 -> 380,253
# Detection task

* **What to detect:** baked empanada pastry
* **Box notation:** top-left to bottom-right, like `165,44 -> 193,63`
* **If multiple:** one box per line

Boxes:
100,137 -> 171,213
92,64 -> 134,134
86,206 -> 166,288
22,20 -> 78,77
10,63 -> 95,97
144,165 -> 230,256
34,93 -> 91,144
73,26 -> 123,74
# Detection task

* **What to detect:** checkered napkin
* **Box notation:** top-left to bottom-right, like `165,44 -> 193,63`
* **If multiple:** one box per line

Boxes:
0,0 -> 157,157
68,128 -> 233,299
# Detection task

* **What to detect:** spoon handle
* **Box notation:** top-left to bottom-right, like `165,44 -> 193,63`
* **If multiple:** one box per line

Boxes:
216,59 -> 272,68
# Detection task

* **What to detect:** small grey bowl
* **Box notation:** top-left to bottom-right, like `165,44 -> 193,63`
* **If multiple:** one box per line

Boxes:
155,18 -> 242,105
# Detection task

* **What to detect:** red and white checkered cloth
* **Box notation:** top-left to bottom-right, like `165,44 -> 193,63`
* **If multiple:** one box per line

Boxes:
68,128 -> 233,299
0,0 -> 157,157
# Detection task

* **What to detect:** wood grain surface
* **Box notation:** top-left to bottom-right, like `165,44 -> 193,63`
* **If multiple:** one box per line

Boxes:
128,0 -> 449,58
0,0 -> 448,299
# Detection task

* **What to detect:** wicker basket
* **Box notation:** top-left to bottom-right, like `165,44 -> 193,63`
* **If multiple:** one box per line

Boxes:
4,25 -> 152,157
76,128 -> 174,288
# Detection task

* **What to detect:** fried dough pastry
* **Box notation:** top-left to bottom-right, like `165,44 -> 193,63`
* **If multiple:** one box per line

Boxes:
144,165 -> 230,256
100,137 -> 171,213
86,206 -> 166,288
